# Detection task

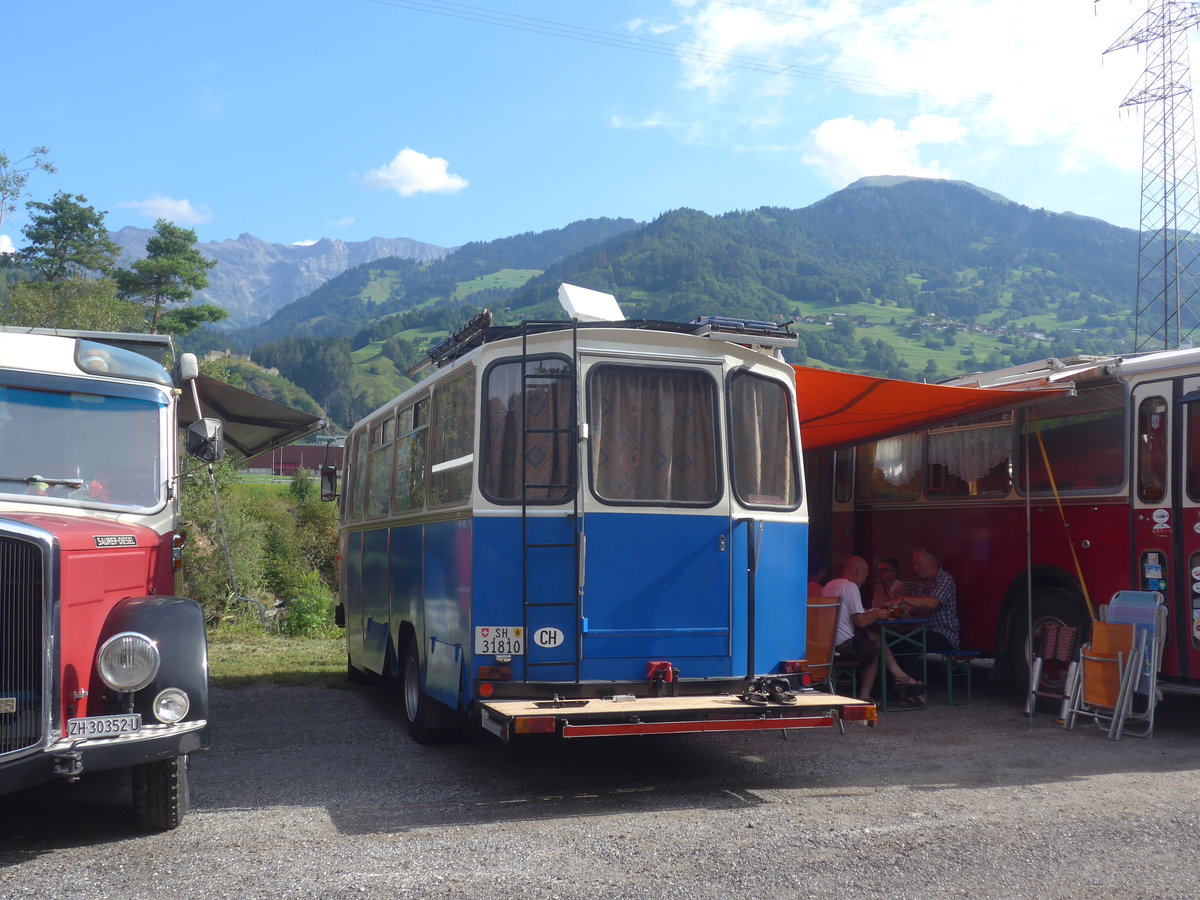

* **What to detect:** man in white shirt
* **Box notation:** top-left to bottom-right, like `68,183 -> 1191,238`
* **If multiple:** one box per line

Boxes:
821,555 -> 890,701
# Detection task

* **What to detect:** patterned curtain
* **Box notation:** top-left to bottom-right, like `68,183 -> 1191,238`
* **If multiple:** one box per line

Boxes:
483,358 -> 574,502
592,367 -> 718,503
729,372 -> 797,507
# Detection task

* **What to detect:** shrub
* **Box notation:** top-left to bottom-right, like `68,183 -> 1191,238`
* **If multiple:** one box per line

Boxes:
280,571 -> 339,638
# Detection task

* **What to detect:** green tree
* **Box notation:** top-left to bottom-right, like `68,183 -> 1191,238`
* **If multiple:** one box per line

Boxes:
114,219 -> 216,333
19,192 -> 118,281
0,279 -> 144,331
0,146 -> 54,231
158,303 -> 228,336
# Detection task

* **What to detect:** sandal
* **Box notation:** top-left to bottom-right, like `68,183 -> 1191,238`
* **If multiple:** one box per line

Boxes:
767,678 -> 798,704
894,695 -> 924,708
896,680 -> 926,695
738,678 -> 770,705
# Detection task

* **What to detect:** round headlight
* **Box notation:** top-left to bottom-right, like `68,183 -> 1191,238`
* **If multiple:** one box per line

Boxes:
97,632 -> 160,692
152,688 -> 190,724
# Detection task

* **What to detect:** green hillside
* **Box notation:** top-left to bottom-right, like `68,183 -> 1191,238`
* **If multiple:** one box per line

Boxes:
229,178 -> 1140,428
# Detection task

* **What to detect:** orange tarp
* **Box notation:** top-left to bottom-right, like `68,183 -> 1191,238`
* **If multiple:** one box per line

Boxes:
793,366 -> 1069,451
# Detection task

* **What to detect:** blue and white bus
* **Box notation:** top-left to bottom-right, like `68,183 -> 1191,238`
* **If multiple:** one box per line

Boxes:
332,291 -> 873,741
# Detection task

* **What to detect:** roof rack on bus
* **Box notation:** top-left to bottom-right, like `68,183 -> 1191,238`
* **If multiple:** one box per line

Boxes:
405,308 -> 799,379
689,316 -> 798,350
407,308 -> 494,377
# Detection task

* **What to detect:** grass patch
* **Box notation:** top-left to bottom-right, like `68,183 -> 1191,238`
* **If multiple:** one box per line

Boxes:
207,629 -> 346,687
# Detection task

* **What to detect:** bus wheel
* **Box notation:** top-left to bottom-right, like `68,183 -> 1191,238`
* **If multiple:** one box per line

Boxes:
132,755 -> 190,831
401,640 -> 445,744
1008,587 -> 1088,699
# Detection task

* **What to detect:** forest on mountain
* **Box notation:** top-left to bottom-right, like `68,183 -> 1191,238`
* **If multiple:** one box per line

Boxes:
0,173 -> 1142,431
202,178 -> 1137,429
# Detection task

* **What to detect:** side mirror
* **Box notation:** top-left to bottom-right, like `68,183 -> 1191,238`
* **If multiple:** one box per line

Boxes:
320,464 -> 338,502
186,418 -> 225,463
177,352 -> 200,382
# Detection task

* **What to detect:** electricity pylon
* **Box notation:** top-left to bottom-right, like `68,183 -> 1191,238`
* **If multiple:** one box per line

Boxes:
1105,0 -> 1200,351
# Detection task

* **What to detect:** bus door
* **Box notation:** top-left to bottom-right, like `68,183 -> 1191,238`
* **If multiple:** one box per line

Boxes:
1174,377 -> 1200,679
1131,378 -> 1197,679
576,357 -> 734,682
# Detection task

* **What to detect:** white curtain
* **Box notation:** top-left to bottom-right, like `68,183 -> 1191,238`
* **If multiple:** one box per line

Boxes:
874,433 -> 923,486
928,427 -> 1010,485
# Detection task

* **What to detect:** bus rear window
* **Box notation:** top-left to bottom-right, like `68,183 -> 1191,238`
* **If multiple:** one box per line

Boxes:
1020,384 -> 1125,493
481,356 -> 574,504
728,371 -> 798,508
589,365 -> 719,505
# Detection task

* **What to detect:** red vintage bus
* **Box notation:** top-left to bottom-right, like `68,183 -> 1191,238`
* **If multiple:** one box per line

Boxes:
820,348 -> 1200,691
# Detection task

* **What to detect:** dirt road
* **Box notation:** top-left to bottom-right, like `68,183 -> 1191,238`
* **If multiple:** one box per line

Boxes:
3,677 -> 1199,899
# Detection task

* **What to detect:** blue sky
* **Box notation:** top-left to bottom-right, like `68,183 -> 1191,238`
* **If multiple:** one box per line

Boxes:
2,1 -> 1150,254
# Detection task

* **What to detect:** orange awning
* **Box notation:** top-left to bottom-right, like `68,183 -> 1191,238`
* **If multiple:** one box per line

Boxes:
793,366 -> 1071,451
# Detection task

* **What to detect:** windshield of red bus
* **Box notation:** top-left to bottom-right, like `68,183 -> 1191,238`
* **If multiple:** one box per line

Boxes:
0,384 -> 166,511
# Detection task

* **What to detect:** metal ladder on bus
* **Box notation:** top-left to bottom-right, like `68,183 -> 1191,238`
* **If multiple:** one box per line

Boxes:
519,319 -> 582,683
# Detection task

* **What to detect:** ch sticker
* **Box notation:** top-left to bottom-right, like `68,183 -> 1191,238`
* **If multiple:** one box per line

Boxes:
533,627 -> 565,648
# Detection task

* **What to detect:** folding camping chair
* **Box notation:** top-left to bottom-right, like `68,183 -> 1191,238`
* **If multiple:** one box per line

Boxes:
1025,622 -> 1081,719
1064,620 -> 1140,739
805,599 -> 841,691
1098,590 -> 1166,739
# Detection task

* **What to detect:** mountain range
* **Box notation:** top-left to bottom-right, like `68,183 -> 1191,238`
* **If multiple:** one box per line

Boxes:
111,228 -> 451,329
134,176 -> 1142,427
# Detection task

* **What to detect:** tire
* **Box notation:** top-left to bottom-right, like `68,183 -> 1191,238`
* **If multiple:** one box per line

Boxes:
401,639 -> 446,744
1007,586 -> 1089,699
132,755 -> 190,831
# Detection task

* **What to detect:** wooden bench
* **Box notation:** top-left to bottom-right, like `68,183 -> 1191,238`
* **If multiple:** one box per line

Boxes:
928,650 -> 980,704
830,658 -> 861,697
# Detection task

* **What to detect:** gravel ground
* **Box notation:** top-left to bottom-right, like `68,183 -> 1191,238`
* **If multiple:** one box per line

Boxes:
2,674 -> 1200,900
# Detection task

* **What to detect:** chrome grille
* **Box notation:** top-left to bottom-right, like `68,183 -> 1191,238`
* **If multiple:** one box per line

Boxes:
0,534 -> 45,756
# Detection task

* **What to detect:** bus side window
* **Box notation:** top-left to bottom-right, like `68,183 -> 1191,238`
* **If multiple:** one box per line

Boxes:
349,432 -> 368,523
832,448 -> 853,504
392,399 -> 428,514
429,369 -> 476,507
1020,384 -> 1125,494
365,415 -> 395,518
1137,396 -> 1168,504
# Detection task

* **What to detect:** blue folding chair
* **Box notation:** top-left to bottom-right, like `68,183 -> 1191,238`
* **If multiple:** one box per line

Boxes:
1099,591 -> 1166,739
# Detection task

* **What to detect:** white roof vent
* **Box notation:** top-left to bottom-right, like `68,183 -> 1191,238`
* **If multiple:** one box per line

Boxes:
557,283 -> 624,322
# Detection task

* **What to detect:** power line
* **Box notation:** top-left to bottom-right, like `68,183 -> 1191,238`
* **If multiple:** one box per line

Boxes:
1103,0 -> 1200,350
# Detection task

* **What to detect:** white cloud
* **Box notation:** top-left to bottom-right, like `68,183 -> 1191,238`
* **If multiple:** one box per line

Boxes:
325,216 -> 356,229
363,149 -> 468,197
804,114 -> 965,186
293,239 -> 318,247
0,234 -> 14,255
115,194 -> 212,225
670,0 -> 1144,176
610,113 -> 667,130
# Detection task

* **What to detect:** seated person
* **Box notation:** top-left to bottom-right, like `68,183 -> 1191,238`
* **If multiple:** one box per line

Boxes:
905,547 -> 959,652
869,556 -> 924,692
821,556 -> 891,702
871,556 -> 906,608
891,548 -> 960,697
806,550 -> 829,598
